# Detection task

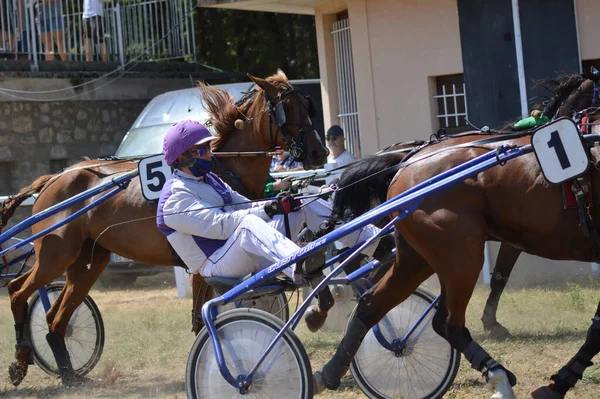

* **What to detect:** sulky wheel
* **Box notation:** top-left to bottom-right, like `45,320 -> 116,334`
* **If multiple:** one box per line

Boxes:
218,292 -> 290,323
28,282 -> 105,377
349,287 -> 460,399
186,308 -> 312,399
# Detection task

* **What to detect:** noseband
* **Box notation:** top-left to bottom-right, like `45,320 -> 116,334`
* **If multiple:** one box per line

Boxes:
263,88 -> 317,162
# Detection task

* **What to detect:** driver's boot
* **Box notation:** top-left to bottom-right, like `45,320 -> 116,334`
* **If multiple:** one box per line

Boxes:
299,250 -> 335,332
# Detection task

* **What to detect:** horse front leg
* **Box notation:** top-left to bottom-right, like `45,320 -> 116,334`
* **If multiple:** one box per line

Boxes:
314,236 -> 433,393
45,243 -> 109,386
481,243 -> 521,339
532,301 -> 600,399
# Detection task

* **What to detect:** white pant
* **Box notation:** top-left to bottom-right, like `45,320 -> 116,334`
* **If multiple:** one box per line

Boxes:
202,199 -> 380,279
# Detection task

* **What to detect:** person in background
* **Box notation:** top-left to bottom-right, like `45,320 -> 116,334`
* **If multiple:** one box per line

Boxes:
37,0 -> 66,61
0,0 -> 16,58
326,125 -> 356,168
270,149 -> 304,172
266,149 -> 305,197
83,0 -> 107,62
14,0 -> 31,59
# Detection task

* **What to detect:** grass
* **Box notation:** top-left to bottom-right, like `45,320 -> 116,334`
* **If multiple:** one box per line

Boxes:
0,275 -> 598,398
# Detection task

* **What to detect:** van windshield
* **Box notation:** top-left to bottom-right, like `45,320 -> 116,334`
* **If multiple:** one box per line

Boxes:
114,124 -> 173,158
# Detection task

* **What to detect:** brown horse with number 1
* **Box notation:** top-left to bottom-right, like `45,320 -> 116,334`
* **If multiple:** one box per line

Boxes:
333,73 -> 600,342
317,95 -> 600,398
1,70 -> 328,387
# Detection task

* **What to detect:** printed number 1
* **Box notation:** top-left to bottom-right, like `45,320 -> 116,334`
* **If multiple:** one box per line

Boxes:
547,130 -> 571,170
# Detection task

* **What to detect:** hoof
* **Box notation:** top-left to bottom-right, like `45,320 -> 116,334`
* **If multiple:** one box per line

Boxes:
486,323 -> 513,340
8,360 -> 28,387
304,305 -> 328,332
531,386 -> 565,399
313,370 -> 327,395
486,368 -> 517,399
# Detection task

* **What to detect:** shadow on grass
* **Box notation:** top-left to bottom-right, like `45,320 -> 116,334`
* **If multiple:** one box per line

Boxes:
1,377 -> 185,398
473,330 -> 588,342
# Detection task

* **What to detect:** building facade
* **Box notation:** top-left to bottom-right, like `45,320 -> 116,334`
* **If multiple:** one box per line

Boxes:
198,0 -> 600,286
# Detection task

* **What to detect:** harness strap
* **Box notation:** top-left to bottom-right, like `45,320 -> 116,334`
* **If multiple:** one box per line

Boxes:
283,212 -> 292,240
210,155 -> 253,198
571,176 -> 600,260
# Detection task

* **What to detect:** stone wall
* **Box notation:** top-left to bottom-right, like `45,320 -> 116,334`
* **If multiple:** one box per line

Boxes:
0,100 -> 147,194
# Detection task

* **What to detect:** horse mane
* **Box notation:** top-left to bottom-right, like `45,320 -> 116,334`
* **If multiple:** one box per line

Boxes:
330,153 -> 404,222
198,73 -> 293,151
496,73 -> 586,131
531,73 -> 587,117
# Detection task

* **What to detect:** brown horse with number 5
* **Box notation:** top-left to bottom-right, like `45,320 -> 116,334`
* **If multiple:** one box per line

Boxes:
1,70 -> 328,387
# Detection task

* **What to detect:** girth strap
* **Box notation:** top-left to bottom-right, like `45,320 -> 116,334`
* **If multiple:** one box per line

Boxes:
571,177 -> 600,260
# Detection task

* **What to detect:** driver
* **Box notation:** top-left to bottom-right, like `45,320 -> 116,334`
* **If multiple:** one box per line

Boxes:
156,120 -> 391,331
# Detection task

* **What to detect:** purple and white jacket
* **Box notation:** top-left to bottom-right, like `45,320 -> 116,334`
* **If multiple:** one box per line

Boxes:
156,170 -> 269,274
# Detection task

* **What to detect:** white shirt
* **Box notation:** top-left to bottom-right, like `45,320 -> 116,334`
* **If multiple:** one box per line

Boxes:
328,150 -> 356,168
160,170 -> 269,273
83,0 -> 104,18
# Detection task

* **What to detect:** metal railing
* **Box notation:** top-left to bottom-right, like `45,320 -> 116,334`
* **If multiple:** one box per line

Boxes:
0,0 -> 195,70
331,18 -> 361,158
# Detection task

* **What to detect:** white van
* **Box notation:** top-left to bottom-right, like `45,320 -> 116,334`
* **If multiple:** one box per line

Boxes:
115,79 -> 323,159
101,79 -> 324,287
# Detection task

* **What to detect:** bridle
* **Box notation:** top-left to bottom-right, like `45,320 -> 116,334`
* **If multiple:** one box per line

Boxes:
263,87 -> 318,162
208,84 -> 319,197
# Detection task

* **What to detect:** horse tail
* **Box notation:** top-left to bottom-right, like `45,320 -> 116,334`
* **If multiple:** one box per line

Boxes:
331,153 -> 405,222
0,174 -> 56,232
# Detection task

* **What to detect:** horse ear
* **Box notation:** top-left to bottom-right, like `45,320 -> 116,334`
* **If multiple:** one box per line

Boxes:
247,73 -> 278,99
589,66 -> 600,82
276,69 -> 289,82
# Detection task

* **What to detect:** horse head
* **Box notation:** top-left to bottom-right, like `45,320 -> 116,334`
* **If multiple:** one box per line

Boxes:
247,69 -> 329,169
534,70 -> 600,120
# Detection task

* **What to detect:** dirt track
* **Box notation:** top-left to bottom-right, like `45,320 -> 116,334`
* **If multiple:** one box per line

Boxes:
1,273 -> 599,398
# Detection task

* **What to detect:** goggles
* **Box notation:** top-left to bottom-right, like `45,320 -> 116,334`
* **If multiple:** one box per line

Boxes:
195,145 -> 211,157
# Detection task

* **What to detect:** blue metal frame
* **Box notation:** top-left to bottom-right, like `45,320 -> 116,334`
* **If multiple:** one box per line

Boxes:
0,169 -> 139,253
0,169 -> 141,342
200,144 -> 533,390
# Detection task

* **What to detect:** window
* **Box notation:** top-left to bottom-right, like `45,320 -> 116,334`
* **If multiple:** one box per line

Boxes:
434,74 -> 468,134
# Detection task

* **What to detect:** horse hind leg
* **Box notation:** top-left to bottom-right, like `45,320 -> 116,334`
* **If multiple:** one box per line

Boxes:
532,301 -> 600,399
46,240 -> 110,386
315,233 -> 434,392
481,243 -> 521,339
399,205 -> 517,398
433,240 -> 517,398
7,234 -> 82,386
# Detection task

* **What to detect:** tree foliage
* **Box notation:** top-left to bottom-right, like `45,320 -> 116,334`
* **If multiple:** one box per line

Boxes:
194,8 -> 319,80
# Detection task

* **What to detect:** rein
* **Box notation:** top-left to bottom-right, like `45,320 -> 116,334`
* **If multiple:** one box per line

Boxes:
332,130 -> 535,195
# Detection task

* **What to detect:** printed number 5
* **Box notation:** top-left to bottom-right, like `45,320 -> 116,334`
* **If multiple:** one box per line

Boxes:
547,130 -> 571,170
146,161 -> 166,192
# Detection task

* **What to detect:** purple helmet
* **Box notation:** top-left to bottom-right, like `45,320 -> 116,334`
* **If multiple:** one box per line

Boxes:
162,120 -> 217,166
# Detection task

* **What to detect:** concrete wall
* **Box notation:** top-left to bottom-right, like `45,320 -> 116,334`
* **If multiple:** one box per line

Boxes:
576,0 -> 600,61
0,100 -> 147,194
0,75 -> 193,194
315,0 -> 463,155
312,0 -> 600,288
